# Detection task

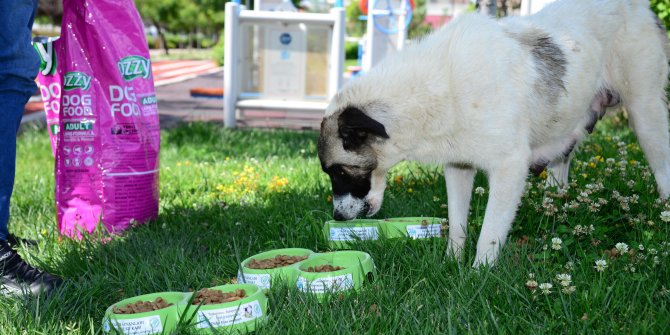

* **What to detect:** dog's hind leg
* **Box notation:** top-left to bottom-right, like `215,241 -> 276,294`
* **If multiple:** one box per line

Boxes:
625,96 -> 670,198
445,164 -> 475,260
614,16 -> 670,197
473,153 -> 529,267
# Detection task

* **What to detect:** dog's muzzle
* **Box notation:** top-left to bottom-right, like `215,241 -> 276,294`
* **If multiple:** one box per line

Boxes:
333,195 -> 370,220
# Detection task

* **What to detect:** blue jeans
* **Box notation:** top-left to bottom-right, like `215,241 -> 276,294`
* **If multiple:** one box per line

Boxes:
0,0 -> 39,241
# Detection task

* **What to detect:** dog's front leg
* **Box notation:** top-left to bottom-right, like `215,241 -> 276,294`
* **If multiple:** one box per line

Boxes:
473,155 -> 529,267
445,164 -> 475,260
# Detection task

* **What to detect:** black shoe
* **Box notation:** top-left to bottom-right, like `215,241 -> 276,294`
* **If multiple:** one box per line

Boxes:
6,233 -> 38,248
0,240 -> 63,296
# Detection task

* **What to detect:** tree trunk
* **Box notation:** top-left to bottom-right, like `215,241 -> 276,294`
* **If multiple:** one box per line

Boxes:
152,19 -> 170,55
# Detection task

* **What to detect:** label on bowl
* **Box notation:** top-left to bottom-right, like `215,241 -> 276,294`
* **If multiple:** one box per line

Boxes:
195,300 -> 263,328
296,274 -> 354,293
103,315 -> 162,334
329,227 -> 378,241
237,271 -> 272,290
406,224 -> 441,239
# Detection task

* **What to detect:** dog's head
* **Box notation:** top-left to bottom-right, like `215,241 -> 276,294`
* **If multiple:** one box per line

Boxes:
318,102 -> 392,221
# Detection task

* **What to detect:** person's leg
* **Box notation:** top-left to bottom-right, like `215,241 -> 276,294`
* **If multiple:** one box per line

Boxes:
0,93 -> 30,242
0,0 -> 62,295
0,0 -> 41,241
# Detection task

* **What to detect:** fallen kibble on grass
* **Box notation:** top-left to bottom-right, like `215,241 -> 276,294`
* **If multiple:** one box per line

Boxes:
305,264 -> 345,272
192,288 -> 247,305
246,255 -> 309,269
113,297 -> 173,314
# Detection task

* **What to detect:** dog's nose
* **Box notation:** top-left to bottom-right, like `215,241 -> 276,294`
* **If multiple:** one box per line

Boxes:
333,211 -> 347,221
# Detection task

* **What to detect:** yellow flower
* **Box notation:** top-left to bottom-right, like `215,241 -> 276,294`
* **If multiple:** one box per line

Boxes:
581,173 -> 589,179
326,195 -> 332,203
268,176 -> 289,192
408,188 -> 413,193
394,175 -> 404,184
539,170 -> 548,180
588,162 -> 597,169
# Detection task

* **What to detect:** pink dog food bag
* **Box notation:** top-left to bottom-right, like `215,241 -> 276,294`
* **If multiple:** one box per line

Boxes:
35,0 -> 160,237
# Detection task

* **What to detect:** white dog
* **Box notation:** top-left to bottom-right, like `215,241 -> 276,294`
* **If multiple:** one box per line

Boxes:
317,0 -> 670,266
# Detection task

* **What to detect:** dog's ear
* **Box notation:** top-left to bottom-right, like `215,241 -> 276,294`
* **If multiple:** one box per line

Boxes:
337,107 -> 389,151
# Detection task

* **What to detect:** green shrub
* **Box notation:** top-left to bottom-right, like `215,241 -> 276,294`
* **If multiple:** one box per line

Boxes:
213,31 -> 224,66
345,40 -> 359,60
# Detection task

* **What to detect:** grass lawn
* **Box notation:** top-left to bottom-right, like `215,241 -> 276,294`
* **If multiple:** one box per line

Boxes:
2,115 -> 669,334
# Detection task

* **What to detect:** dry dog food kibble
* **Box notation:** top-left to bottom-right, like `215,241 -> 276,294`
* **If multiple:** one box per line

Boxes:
246,255 -> 308,269
305,264 -> 345,272
192,288 -> 247,305
113,297 -> 173,314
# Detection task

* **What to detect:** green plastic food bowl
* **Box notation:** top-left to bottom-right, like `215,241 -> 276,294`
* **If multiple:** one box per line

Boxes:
102,291 -> 189,335
324,219 -> 382,249
237,248 -> 315,290
188,284 -> 268,334
382,217 -> 446,239
295,251 -> 376,298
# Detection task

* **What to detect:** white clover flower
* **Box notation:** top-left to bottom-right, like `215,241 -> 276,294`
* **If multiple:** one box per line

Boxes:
649,248 -> 658,255
526,280 -> 538,291
556,273 -> 572,287
638,244 -> 645,251
475,187 -> 485,195
606,158 -> 616,165
615,242 -> 629,254
564,262 -> 574,271
539,283 -> 553,295
654,256 -> 660,266
562,286 -> 577,294
551,237 -> 563,250
528,273 -> 535,279
594,259 -> 607,272
660,211 -> 670,222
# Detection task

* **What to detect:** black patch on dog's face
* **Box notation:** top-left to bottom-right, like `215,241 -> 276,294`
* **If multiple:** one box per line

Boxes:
337,107 -> 389,151
322,163 -> 373,198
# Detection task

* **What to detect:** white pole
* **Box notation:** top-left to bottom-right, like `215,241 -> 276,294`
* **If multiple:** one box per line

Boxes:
397,0 -> 407,50
224,2 -> 239,128
362,0 -> 376,72
329,7 -> 345,98
520,0 -> 531,15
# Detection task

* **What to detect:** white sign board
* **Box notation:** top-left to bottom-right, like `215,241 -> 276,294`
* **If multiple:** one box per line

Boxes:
262,26 -> 306,98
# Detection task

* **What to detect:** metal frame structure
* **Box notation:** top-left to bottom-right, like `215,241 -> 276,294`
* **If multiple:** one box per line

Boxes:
224,2 -> 345,128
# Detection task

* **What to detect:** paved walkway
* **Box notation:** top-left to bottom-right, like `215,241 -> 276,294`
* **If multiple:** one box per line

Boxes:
22,60 -> 325,130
